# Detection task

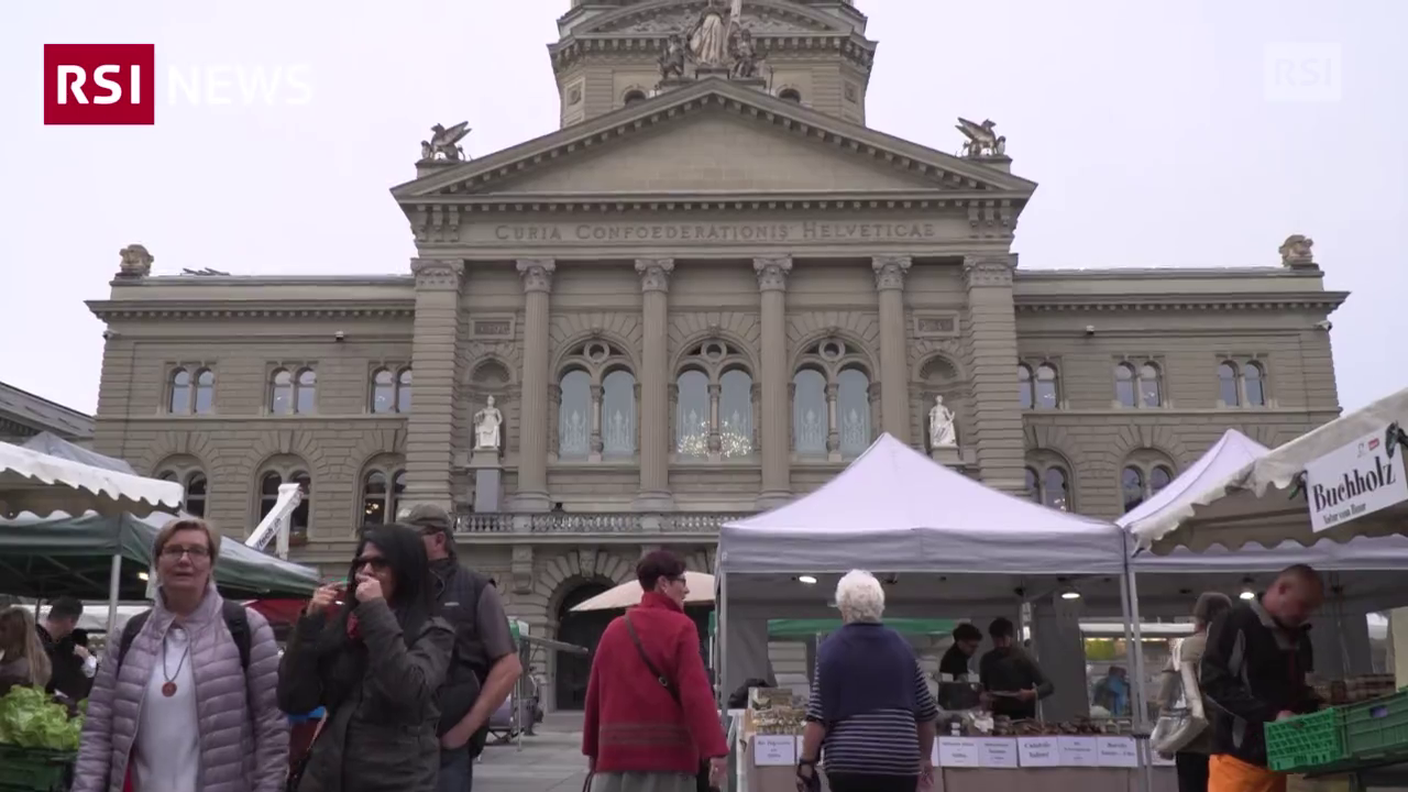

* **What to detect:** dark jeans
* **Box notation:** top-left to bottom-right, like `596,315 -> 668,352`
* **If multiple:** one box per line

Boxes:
827,773 -> 919,792
438,747 -> 474,792
1176,752 -> 1210,792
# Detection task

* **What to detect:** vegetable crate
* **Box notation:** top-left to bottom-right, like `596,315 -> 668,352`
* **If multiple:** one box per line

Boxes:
1343,689 -> 1408,761
1264,708 -> 1348,773
0,744 -> 74,791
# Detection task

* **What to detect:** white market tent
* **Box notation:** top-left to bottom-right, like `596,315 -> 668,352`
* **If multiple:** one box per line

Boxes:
571,571 -> 716,612
0,441 -> 183,520
1132,387 -> 1408,553
716,433 -> 1130,700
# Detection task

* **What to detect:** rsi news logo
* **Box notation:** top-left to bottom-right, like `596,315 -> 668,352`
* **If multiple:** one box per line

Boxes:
44,44 -> 312,125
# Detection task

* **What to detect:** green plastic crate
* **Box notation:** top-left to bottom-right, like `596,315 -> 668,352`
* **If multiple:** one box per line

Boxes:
1264,708 -> 1348,773
1344,690 -> 1408,761
0,744 -> 74,791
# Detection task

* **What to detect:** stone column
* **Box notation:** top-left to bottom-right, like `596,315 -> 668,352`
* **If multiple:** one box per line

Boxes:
402,259 -> 464,511
963,255 -> 1026,493
755,256 -> 793,508
514,259 -> 555,512
873,255 -> 912,444
635,258 -> 675,510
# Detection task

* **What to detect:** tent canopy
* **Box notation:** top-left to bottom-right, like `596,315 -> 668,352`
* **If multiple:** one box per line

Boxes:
719,433 -> 1124,575
1119,429 -> 1268,533
1134,388 -> 1408,553
0,511 -> 321,600
22,432 -> 137,476
0,442 -> 183,520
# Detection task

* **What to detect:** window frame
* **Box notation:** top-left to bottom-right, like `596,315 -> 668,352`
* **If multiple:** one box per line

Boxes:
790,337 -> 875,461
254,464 -> 313,543
672,339 -> 757,463
1018,358 -> 1062,410
1113,357 -> 1166,409
1024,459 -> 1074,512
1120,458 -> 1177,513
1216,357 -> 1269,408
369,364 -> 413,414
155,465 -> 208,516
267,363 -> 318,415
552,339 -> 638,463
359,464 -> 407,527
166,364 -> 216,415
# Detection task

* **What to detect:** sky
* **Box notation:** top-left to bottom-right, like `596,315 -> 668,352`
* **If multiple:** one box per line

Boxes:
3,0 -> 1405,417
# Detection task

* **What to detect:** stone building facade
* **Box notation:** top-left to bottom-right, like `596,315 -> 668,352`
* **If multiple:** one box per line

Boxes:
85,0 -> 1345,710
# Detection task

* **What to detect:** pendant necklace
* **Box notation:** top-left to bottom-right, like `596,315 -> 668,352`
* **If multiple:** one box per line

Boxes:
161,628 -> 191,698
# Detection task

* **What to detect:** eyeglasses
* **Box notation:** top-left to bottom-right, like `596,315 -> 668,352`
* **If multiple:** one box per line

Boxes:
161,545 -> 210,561
354,556 -> 391,572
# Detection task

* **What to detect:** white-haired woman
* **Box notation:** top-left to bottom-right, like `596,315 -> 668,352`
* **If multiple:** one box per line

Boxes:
796,571 -> 938,792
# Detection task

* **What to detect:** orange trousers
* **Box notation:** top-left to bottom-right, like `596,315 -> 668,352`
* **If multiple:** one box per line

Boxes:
1209,754 -> 1287,792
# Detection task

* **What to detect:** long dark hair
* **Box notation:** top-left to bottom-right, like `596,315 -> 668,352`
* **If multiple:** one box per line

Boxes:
343,523 -> 437,640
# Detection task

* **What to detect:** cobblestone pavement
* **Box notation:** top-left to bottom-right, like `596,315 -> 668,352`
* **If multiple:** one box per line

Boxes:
474,715 -> 590,792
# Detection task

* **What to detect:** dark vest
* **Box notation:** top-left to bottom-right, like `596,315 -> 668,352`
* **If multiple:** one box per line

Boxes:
433,558 -> 492,742
816,622 -> 919,722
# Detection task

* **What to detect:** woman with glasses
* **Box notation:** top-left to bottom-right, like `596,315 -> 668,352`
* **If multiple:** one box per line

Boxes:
279,522 -> 454,792
72,518 -> 289,792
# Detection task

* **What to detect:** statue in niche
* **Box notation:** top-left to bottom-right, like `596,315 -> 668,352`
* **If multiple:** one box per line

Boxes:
730,28 -> 763,79
929,395 -> 958,449
473,395 -> 503,451
659,33 -> 687,80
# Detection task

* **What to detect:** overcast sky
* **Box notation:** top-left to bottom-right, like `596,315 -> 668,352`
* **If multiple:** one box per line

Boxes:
3,0 -> 1404,417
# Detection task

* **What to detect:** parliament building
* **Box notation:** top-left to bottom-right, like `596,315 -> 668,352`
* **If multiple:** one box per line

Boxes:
86,0 -> 1346,710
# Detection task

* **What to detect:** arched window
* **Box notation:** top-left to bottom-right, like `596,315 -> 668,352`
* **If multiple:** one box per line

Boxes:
270,369 -> 294,415
601,370 -> 636,457
1218,362 -> 1240,406
558,369 -> 591,460
372,369 -> 395,413
1017,365 -> 1033,409
295,369 -> 317,414
1035,363 -> 1059,409
792,337 -> 874,459
169,369 -> 191,414
1244,362 -> 1265,406
1139,363 -> 1163,407
185,472 -> 207,518
257,468 -> 311,539
361,468 -> 406,526
397,369 -> 413,412
194,369 -> 214,414
1114,363 -> 1137,407
718,369 -> 754,458
675,370 -> 710,458
836,368 -> 871,457
259,472 -> 283,520
779,88 -> 802,102
1122,466 -> 1145,511
1024,467 -> 1040,504
1042,467 -> 1070,511
1150,465 -> 1173,496
792,369 -> 827,455
623,89 -> 647,105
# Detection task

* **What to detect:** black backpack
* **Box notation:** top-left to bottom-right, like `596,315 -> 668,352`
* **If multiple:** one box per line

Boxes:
117,600 -> 252,671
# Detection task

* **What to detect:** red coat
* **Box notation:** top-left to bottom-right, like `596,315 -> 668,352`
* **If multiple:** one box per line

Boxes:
582,591 -> 728,774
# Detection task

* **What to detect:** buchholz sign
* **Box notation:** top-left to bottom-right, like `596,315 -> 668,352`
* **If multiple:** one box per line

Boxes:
1304,428 -> 1408,533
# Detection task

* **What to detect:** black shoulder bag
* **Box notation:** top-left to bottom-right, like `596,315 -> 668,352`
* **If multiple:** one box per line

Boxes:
622,613 -> 717,792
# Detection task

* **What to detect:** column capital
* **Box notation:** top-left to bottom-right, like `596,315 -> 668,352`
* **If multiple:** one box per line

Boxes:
635,258 -> 675,293
754,255 -> 793,292
871,255 -> 912,291
962,254 -> 1015,288
517,259 -> 556,293
410,258 -> 464,290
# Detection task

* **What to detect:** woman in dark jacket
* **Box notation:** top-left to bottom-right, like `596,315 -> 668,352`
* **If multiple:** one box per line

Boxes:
278,523 -> 455,792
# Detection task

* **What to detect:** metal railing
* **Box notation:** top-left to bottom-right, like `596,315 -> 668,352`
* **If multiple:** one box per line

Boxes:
453,512 -> 754,535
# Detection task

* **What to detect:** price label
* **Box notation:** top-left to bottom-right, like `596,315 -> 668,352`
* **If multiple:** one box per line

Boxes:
752,734 -> 796,767
1017,737 -> 1061,767
1097,737 -> 1139,768
1058,736 -> 1099,767
975,738 -> 1019,768
937,738 -> 982,768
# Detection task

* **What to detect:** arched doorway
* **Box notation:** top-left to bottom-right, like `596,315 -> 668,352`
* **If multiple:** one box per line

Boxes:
554,580 -> 615,711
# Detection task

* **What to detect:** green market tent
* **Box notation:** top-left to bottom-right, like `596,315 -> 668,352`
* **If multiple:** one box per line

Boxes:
705,612 -> 956,639
0,511 -> 321,600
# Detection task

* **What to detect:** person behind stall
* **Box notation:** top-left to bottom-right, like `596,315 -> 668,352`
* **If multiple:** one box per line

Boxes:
49,628 -> 97,702
797,570 -> 939,792
0,606 -> 52,695
1093,666 -> 1130,716
978,617 -> 1053,720
1202,565 -> 1323,792
278,522 -> 455,792
939,622 -> 982,679
582,550 -> 727,792
1157,592 -> 1233,792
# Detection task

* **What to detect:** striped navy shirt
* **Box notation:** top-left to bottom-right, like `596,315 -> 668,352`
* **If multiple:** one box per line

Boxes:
806,660 -> 939,775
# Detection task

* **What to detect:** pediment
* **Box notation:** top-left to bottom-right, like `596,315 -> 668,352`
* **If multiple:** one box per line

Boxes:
578,0 -> 851,37
392,81 -> 1036,204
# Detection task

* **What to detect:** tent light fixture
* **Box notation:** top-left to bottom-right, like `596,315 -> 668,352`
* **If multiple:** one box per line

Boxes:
1240,577 -> 1256,601
1060,590 -> 1082,600
137,571 -> 149,581
798,575 -> 818,585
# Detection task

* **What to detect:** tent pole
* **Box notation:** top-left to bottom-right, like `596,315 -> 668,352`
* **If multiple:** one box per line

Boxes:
717,568 -> 728,709
1121,531 -> 1152,792
106,553 -> 123,635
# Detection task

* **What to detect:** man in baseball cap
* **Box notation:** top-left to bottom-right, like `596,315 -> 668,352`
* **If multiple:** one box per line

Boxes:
408,504 -> 520,792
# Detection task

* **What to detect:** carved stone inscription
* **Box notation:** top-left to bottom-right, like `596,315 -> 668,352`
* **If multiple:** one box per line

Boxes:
476,219 -> 942,246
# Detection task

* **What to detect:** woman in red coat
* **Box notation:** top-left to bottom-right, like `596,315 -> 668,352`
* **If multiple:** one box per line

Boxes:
583,550 -> 728,792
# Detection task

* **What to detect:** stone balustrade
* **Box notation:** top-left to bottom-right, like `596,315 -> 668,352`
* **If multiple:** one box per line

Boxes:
453,512 -> 753,536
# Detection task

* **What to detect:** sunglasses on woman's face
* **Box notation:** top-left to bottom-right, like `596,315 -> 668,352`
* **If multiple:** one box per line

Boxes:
353,556 -> 391,572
